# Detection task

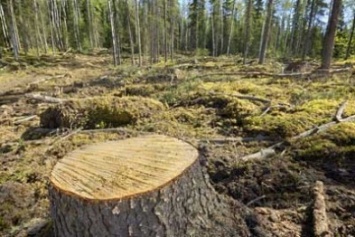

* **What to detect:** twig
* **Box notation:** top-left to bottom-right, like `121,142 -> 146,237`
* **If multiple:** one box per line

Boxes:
261,104 -> 293,116
209,92 -> 271,105
246,195 -> 267,207
46,128 -> 82,153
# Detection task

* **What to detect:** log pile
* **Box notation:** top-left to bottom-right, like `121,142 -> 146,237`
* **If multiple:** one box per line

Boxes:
49,134 -> 248,236
40,96 -> 166,129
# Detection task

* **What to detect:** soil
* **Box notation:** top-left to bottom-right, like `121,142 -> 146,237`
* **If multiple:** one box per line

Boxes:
0,53 -> 354,236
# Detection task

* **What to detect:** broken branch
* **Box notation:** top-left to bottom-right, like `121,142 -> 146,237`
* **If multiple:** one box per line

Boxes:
25,93 -> 67,104
313,181 -> 330,237
335,100 -> 348,122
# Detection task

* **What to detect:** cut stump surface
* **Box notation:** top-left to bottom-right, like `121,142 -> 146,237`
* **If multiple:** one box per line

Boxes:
49,134 -> 246,237
50,134 -> 198,200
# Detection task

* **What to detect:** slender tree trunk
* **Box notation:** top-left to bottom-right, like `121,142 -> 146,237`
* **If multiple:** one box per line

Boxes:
169,0 -> 175,61
8,0 -> 19,60
243,0 -> 252,64
60,0 -> 69,50
0,2 -> 10,48
289,0 -> 301,55
320,0 -> 342,69
226,0 -> 236,55
219,0 -> 224,54
302,0 -> 317,60
112,0 -> 121,65
33,0 -> 41,56
345,11 -> 355,60
126,0 -> 135,65
86,0 -> 94,48
258,0 -> 274,64
135,0 -> 142,66
163,0 -> 168,62
108,0 -> 118,66
72,0 -> 81,51
211,16 -> 216,57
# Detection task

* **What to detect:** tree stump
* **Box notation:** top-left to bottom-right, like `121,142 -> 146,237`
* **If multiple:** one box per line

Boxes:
49,134 -> 244,237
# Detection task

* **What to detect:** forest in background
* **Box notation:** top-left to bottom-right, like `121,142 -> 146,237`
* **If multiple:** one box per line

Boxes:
0,0 -> 353,67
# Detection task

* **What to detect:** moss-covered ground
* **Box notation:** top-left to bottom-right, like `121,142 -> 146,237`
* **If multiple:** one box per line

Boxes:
0,54 -> 354,236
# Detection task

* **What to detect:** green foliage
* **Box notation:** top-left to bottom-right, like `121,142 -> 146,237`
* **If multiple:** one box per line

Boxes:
334,31 -> 349,58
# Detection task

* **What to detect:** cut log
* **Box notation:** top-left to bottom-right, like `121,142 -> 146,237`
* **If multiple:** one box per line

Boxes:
49,134 -> 245,237
312,181 -> 331,237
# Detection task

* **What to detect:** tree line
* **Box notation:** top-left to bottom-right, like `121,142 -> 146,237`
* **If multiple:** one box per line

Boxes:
0,0 -> 352,69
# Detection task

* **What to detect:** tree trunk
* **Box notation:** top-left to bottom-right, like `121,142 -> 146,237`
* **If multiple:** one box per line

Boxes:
108,0 -> 118,66
72,0 -> 82,51
345,11 -> 355,60
320,0 -> 342,69
226,0 -> 236,55
243,0 -> 252,64
125,0 -> 135,65
49,134 -> 242,237
289,0 -> 301,55
135,0 -> 142,66
258,0 -> 274,64
7,0 -> 19,60
86,0 -> 94,48
302,0 -> 317,60
0,2 -> 10,48
163,0 -> 168,62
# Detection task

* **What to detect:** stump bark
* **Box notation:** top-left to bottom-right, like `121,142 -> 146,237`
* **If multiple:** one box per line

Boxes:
49,134 -> 244,237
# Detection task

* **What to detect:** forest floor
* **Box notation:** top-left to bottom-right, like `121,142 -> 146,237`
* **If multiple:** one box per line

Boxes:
0,53 -> 354,236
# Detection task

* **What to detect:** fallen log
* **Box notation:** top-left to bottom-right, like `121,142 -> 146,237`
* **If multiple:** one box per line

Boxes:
312,181 -> 331,237
25,94 -> 67,104
49,134 -> 247,236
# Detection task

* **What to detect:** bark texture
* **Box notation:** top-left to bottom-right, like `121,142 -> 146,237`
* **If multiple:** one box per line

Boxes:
320,0 -> 342,69
49,135 -> 247,237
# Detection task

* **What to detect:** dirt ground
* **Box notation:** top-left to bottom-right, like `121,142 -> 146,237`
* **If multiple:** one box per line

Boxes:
0,53 -> 354,236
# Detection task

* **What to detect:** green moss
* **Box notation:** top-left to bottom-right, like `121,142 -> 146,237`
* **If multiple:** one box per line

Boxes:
125,84 -> 156,97
0,217 -> 9,231
220,99 -> 259,125
291,123 -> 355,166
40,96 -> 166,129
244,112 -> 317,138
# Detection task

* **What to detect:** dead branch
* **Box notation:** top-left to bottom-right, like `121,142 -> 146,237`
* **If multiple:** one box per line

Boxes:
246,195 -> 267,207
209,92 -> 271,104
194,67 -> 352,80
33,74 -> 68,85
199,135 -> 275,144
240,143 -> 282,162
13,115 -> 37,125
313,181 -> 330,237
335,100 -> 348,122
261,104 -> 293,116
240,111 -> 355,162
25,93 -> 67,104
